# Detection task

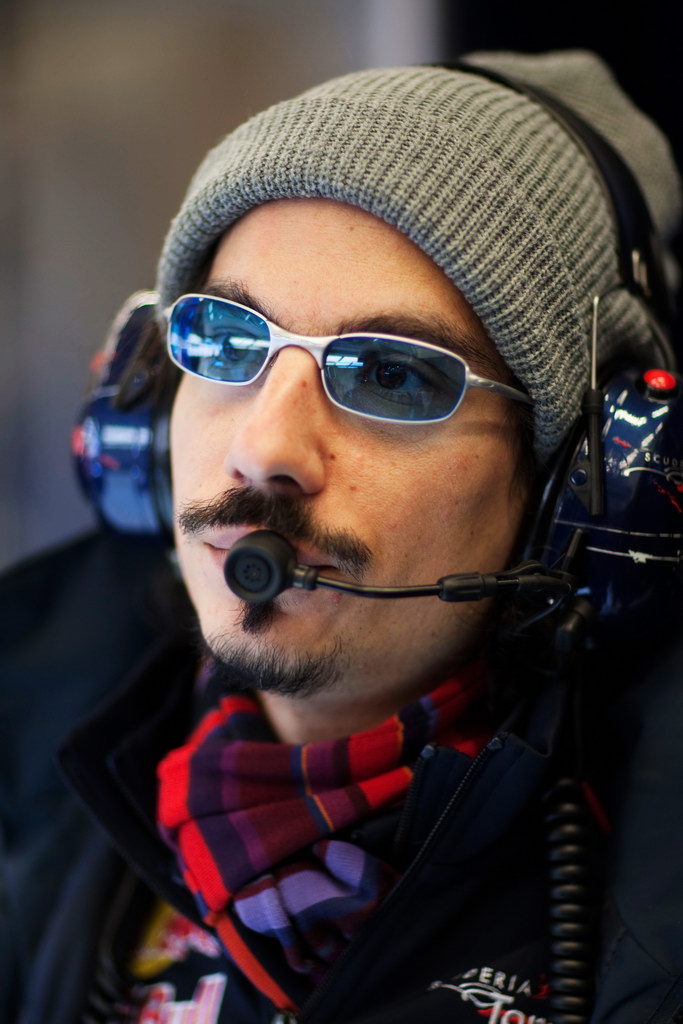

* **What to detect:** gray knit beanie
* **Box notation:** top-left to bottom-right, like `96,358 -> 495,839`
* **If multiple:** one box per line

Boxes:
156,50 -> 682,461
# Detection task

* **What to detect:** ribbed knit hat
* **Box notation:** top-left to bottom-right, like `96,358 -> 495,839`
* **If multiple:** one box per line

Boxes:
156,51 -> 681,461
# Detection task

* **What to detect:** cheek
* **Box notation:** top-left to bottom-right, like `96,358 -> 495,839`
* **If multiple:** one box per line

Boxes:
449,445 -> 528,566
170,385 -> 200,557
369,441 -> 522,575
170,379 -> 232,498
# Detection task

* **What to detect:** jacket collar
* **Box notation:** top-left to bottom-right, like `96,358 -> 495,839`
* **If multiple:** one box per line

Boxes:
59,639 -> 570,927
59,637 -> 202,924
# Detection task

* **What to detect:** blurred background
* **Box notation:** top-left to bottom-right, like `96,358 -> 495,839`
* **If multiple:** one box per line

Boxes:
2,0 -> 681,571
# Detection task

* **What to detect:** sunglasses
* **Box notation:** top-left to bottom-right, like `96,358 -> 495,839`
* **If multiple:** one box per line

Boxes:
166,293 -> 531,425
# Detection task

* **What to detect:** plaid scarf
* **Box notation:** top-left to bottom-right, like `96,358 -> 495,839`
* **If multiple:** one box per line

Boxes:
157,664 -> 490,1004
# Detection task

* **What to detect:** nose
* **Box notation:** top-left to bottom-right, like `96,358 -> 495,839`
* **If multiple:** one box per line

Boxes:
224,347 -> 330,494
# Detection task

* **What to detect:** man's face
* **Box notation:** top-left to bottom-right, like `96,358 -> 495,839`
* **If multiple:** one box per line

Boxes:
170,199 -> 529,725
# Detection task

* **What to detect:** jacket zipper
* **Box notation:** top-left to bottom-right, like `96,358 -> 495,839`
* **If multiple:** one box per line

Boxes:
392,743 -> 435,863
293,736 -> 503,1023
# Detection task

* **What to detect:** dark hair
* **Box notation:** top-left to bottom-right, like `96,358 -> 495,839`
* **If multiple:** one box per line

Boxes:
115,313 -> 180,411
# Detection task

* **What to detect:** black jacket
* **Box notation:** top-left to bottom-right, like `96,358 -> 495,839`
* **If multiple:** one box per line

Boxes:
3,533 -> 683,1023
0,532 -> 172,1024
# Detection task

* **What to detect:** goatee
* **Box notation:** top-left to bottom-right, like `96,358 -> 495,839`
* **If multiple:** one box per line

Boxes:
200,629 -> 347,699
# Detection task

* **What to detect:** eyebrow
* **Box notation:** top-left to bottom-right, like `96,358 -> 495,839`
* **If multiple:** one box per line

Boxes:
201,278 -> 505,379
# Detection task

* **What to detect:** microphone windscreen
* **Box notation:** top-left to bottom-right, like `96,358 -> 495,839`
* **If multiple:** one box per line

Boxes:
224,530 -> 297,603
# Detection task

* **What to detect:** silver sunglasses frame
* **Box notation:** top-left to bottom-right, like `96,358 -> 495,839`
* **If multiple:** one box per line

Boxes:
165,293 -> 531,424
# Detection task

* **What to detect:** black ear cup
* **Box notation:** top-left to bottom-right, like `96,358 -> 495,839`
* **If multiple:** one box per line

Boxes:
72,291 -> 172,539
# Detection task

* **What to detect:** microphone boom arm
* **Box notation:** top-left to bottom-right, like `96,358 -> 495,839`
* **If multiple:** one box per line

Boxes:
224,531 -> 574,605
305,562 -> 572,602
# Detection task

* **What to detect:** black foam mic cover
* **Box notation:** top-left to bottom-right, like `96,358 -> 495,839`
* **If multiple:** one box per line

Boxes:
224,530 -> 297,603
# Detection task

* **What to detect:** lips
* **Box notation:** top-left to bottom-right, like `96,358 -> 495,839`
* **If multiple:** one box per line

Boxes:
203,527 -> 337,573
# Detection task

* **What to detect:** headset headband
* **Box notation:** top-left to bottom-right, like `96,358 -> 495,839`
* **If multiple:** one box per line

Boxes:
441,60 -> 673,331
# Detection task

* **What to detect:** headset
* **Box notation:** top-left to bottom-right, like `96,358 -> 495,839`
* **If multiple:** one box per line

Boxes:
73,290 -> 172,538
73,66 -> 683,645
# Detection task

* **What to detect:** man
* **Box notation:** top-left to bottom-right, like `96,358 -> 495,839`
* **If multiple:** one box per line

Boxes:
171,197 -> 531,740
4,51 -> 683,1024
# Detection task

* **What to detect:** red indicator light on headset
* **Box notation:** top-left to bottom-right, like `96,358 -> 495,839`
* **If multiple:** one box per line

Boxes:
643,368 -> 678,397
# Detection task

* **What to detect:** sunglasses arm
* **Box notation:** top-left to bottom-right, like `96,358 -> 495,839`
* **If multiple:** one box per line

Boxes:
469,372 -> 533,406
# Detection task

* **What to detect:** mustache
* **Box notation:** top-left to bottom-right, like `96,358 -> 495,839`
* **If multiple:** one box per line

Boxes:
177,486 -> 372,580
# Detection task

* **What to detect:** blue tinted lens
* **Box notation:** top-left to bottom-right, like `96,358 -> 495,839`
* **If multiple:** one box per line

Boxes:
168,295 -> 270,382
324,337 -> 466,422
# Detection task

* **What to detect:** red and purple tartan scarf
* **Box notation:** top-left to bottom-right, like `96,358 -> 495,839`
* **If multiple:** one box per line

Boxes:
157,663 -> 491,1003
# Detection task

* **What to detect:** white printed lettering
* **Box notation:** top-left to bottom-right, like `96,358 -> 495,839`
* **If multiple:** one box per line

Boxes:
139,984 -> 175,1024
486,996 -> 517,1024
136,973 -> 227,1024
428,967 -> 553,1024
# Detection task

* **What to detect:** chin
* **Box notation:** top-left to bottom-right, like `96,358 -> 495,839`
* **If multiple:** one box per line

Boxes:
202,621 -> 347,700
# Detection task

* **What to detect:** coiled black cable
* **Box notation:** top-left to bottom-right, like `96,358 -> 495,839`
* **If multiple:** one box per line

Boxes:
544,596 -> 599,1024
544,776 -> 597,1024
